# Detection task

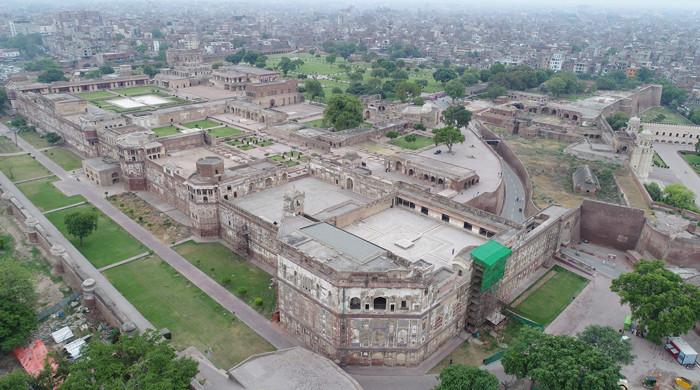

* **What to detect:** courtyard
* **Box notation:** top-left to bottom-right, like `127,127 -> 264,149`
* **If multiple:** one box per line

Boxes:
16,177 -> 85,212
46,203 -> 147,268
389,134 -> 434,150
510,265 -> 590,326
43,148 -> 82,171
0,154 -> 51,182
174,241 -> 277,317
104,255 -> 274,368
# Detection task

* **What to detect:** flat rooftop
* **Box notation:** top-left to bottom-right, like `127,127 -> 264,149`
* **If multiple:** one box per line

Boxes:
344,207 -> 487,269
234,177 -> 369,224
154,147 -> 243,178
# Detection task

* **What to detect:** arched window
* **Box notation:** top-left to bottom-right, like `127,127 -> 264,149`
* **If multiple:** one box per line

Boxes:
373,297 -> 387,310
350,297 -> 361,310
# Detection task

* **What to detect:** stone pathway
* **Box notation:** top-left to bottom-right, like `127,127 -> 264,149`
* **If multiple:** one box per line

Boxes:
97,251 -> 151,272
3,124 -> 298,350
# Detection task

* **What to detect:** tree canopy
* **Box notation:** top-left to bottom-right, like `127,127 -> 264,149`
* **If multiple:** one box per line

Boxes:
433,67 -> 458,84
323,94 -> 363,131
577,325 -> 634,365
64,211 -> 98,247
606,112 -> 630,131
433,126 -> 465,153
394,81 -> 422,102
502,327 -> 622,390
0,260 -> 37,352
663,183 -> 697,211
304,79 -> 325,101
442,105 -> 472,129
37,68 -> 68,83
444,79 -> 465,102
276,57 -> 304,76
611,260 -> 700,343
61,331 -> 197,390
435,364 -> 499,390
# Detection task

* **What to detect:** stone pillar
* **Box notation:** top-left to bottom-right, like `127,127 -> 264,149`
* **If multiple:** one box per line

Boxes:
23,216 -> 39,243
81,278 -> 97,311
50,244 -> 66,275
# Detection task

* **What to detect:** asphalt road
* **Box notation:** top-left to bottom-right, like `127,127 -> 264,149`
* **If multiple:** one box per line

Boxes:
500,159 -> 526,223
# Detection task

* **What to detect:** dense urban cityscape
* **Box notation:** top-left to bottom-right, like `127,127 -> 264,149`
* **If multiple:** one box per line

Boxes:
0,1 -> 700,389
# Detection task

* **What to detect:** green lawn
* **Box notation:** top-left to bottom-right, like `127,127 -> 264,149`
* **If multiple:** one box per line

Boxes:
511,266 -> 589,325
653,152 -> 669,168
105,255 -> 274,368
77,90 -> 116,101
681,152 -> 700,174
238,144 -> 256,150
152,125 -> 181,138
44,148 -> 82,171
208,126 -> 244,138
0,155 -> 52,182
389,134 -> 434,150
174,241 -> 277,316
114,86 -> 164,96
301,118 -> 327,128
18,131 -> 51,148
0,136 -> 21,153
16,177 -> 85,211
46,204 -> 147,268
641,106 -> 692,125
182,119 -> 221,129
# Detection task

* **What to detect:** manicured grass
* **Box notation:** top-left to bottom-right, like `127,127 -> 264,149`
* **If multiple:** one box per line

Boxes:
16,177 -> 85,211
208,126 -> 244,138
105,255 -> 274,368
77,90 -> 115,101
46,204 -> 147,268
389,134 -> 434,150
44,148 -> 82,171
182,119 -> 220,129
238,144 -> 256,150
653,151 -> 669,168
18,131 -> 51,148
681,152 -> 700,174
511,266 -> 589,325
641,106 -> 692,125
174,241 -> 276,316
0,136 -> 21,153
0,155 -> 52,182
152,125 -> 180,137
114,86 -> 164,96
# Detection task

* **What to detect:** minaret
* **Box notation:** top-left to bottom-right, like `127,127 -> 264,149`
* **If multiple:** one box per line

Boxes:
629,117 -> 653,179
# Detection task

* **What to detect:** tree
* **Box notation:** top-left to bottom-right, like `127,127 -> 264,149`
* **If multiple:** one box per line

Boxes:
386,131 -> 399,139
304,79 -> 325,101
37,68 -> 67,83
0,260 -> 36,352
276,57 -> 303,76
611,260 -> 700,343
45,132 -> 61,144
142,64 -> 158,78
61,331 -> 197,390
543,76 -> 568,96
413,96 -> 425,106
323,94 -> 363,131
99,64 -> 114,74
433,67 -> 458,84
254,56 -> 267,68
663,183 -> 696,210
435,364 -> 498,390
64,211 -> 98,247
442,105 -> 472,129
444,79 -> 465,103
578,325 -> 634,364
606,112 -> 630,131
637,67 -> 655,83
150,28 -> 164,39
0,87 -> 8,110
0,370 -> 34,390
225,50 -> 246,64
485,85 -> 507,99
503,327 -> 621,390
394,81 -> 422,102
689,108 -> 700,126
325,54 -> 336,65
644,182 -> 663,201
433,126 -> 465,153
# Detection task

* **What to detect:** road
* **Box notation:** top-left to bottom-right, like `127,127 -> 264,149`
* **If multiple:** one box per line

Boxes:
652,142 -> 700,205
0,123 -> 298,350
500,160 -> 526,223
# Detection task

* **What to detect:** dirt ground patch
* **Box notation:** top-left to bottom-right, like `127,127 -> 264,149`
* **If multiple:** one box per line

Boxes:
108,192 -> 190,244
492,129 -> 624,208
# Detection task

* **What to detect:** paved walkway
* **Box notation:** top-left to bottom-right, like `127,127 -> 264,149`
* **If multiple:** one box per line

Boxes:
2,123 -> 297,350
652,142 -> 700,205
500,159 -> 526,223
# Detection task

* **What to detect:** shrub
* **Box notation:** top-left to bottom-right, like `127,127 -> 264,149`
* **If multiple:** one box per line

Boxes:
414,123 -> 426,131
405,134 -> 417,142
221,276 -> 232,286
386,130 -> 399,139
238,287 -> 248,296
254,297 -> 264,307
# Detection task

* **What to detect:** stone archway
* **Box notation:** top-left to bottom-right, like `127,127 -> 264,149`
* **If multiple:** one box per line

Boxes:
346,177 -> 354,190
270,99 -> 276,107
395,161 -> 403,172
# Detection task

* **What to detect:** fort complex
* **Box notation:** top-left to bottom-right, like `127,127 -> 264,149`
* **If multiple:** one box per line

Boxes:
5,51 -> 700,368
